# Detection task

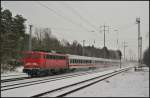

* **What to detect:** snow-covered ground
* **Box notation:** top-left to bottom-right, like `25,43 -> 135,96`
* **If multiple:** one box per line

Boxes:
66,67 -> 149,97
1,66 -> 24,76
1,66 -> 28,80
1,66 -> 132,97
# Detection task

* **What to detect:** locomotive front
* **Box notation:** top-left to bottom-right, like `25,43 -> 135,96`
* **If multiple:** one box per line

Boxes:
21,51 -> 45,76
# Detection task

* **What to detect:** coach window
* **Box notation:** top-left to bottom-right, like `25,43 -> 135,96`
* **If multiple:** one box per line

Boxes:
59,56 -> 61,59
46,55 -> 49,59
60,56 -> 63,59
52,55 -> 55,59
83,60 -> 85,64
56,56 -> 58,59
55,56 -> 57,59
46,55 -> 48,59
49,55 -> 51,59
62,56 -> 65,59
57,56 -> 60,59
82,60 -> 84,64
85,60 -> 87,64
70,59 -> 72,64
69,59 -> 72,64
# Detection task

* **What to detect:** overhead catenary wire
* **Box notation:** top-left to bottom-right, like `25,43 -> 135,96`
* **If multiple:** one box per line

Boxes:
36,1 -> 102,40
58,1 -> 101,38
35,2 -> 140,50
36,1 -> 92,32
60,1 -> 99,32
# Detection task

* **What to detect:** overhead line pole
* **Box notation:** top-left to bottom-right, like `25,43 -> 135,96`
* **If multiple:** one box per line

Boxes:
82,40 -> 85,56
29,25 -> 33,51
114,29 -> 119,50
136,18 -> 142,66
100,24 -> 109,59
123,41 -> 128,60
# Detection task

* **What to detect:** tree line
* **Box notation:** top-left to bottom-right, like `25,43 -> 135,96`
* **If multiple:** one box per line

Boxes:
1,7 -> 122,71
32,27 -> 121,59
142,47 -> 149,67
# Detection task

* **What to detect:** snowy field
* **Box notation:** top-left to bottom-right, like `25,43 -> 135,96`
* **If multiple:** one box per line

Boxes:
1,66 -> 24,76
66,67 -> 149,97
1,66 -> 28,80
1,66 -> 132,97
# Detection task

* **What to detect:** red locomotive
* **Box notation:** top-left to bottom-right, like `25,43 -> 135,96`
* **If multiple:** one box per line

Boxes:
21,51 -> 120,76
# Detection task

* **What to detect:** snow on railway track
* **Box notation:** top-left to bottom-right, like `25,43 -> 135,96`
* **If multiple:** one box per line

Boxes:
1,65 -> 119,89
1,66 -> 134,97
1,67 -> 114,91
1,73 -> 26,77
1,74 -> 29,83
39,68 -> 131,97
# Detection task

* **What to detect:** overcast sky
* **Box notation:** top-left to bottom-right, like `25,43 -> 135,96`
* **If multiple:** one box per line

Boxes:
2,1 -> 149,60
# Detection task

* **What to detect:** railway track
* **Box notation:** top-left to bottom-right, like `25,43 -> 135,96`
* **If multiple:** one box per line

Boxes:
1,66 -> 120,91
1,77 -> 29,83
1,66 -> 134,97
1,68 -> 105,91
1,73 -> 26,77
1,73 -> 29,83
32,67 -> 132,97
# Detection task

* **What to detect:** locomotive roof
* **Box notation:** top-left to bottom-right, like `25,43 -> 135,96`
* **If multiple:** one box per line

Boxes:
22,51 -> 67,56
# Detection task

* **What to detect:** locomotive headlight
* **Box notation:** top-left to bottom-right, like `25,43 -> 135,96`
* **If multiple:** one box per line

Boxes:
25,62 -> 31,66
25,62 -> 38,66
33,62 -> 38,66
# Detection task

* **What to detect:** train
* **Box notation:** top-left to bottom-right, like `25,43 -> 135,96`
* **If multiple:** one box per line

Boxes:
21,51 -> 120,76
